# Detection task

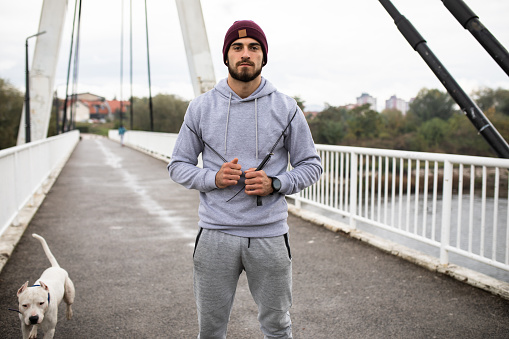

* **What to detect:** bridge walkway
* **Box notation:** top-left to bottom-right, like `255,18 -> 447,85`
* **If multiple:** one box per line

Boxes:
0,135 -> 508,338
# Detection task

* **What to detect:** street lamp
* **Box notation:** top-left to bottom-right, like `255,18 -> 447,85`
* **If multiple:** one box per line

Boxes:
25,31 -> 46,143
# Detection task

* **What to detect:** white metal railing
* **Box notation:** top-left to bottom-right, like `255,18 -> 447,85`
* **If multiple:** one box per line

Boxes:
109,129 -> 177,160
297,145 -> 509,273
0,130 -> 80,236
108,131 -> 509,273
109,129 -> 203,166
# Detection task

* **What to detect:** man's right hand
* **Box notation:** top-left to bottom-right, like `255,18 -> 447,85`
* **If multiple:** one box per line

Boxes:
215,158 -> 242,189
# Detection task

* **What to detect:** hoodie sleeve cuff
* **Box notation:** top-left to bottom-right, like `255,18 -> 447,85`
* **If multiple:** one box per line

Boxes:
278,175 -> 290,196
203,169 -> 218,192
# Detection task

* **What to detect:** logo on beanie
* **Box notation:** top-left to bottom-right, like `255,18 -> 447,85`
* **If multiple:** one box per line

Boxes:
238,29 -> 247,38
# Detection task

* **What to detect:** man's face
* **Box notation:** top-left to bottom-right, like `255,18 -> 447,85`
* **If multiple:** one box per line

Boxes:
227,37 -> 264,83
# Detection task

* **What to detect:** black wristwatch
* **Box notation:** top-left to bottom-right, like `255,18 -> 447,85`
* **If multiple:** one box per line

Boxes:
270,177 -> 281,194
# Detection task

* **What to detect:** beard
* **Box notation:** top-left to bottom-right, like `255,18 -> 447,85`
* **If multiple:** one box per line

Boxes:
227,59 -> 262,82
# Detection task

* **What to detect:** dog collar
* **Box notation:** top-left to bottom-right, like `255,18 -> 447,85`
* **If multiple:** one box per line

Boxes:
31,284 -> 51,305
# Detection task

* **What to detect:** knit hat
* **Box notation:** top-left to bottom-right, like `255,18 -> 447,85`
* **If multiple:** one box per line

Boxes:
222,20 -> 268,65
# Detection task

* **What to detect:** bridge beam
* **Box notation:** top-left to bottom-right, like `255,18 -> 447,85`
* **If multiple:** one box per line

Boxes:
175,0 -> 216,97
17,0 -> 68,144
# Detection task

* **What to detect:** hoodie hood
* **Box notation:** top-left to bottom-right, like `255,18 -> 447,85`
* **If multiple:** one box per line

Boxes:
213,77 -> 277,160
214,77 -> 277,102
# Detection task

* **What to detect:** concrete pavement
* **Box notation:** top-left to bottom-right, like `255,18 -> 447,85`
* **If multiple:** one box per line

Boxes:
0,135 -> 508,338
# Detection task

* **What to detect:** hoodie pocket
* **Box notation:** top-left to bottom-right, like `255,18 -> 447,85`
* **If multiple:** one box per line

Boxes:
283,233 -> 292,260
193,228 -> 204,258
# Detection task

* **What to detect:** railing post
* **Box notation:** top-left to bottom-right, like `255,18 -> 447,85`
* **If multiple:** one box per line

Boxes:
440,160 -> 453,265
294,192 -> 302,209
12,150 -> 20,226
349,152 -> 358,229
28,145 -> 35,207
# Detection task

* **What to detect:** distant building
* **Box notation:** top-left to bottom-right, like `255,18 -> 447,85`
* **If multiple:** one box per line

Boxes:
107,99 -> 131,120
385,95 -> 409,115
59,93 -> 130,123
356,93 -> 377,112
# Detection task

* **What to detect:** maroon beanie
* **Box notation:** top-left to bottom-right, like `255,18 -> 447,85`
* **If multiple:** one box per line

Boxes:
222,20 -> 268,65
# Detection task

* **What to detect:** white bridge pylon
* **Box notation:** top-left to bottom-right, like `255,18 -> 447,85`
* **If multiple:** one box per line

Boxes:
18,0 -> 215,144
17,0 -> 68,145
176,0 -> 216,97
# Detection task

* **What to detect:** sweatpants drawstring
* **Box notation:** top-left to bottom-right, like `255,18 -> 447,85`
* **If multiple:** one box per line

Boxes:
248,238 -> 251,248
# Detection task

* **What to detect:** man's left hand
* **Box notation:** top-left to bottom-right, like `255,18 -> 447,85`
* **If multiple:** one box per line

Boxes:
244,168 -> 273,196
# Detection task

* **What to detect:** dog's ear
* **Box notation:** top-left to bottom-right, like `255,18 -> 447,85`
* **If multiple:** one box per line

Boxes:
39,281 -> 49,291
17,281 -> 29,296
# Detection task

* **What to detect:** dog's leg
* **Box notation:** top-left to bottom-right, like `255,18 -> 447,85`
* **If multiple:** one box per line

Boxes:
42,328 -> 56,339
28,324 -> 37,339
66,303 -> 73,320
64,276 -> 75,320
21,322 -> 30,339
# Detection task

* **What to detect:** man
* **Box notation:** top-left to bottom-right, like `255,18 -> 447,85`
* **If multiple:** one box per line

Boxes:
168,20 -> 322,338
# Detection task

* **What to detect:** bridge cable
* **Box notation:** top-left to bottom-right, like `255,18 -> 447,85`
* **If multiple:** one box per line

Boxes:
61,0 -> 79,133
70,0 -> 83,131
129,0 -> 134,130
120,0 -> 124,127
144,0 -> 154,132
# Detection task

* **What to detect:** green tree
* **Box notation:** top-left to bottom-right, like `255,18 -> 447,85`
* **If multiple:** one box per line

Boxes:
0,78 -> 23,149
380,108 -> 405,136
345,104 -> 382,141
472,87 -> 509,116
409,88 -> 456,121
132,94 -> 189,133
308,104 -> 348,145
375,108 -> 416,150
417,117 -> 448,151
47,93 -> 59,137
443,113 -> 493,156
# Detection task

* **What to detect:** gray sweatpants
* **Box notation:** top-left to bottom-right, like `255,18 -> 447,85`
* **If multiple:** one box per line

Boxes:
193,228 -> 293,339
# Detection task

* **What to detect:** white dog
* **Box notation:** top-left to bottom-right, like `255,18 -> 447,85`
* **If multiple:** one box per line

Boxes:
16,234 -> 75,339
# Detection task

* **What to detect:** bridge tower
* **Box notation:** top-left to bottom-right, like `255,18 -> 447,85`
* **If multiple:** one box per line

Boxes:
17,0 -> 68,145
175,0 -> 216,96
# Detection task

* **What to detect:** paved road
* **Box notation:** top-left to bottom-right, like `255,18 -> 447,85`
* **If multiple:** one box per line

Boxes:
1,136 -> 508,338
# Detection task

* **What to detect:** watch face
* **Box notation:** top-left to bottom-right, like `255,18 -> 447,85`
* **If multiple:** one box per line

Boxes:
272,178 -> 281,191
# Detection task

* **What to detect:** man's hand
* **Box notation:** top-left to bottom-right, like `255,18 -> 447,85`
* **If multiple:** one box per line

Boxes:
244,168 -> 273,196
216,158 -> 242,189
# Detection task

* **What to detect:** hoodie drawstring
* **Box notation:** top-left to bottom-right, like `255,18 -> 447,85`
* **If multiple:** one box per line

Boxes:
224,92 -> 232,155
255,98 -> 258,160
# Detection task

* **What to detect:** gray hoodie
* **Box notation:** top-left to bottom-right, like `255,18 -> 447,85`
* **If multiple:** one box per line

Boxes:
168,77 -> 322,237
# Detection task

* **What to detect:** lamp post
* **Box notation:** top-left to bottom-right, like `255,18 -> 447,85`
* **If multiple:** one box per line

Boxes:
25,31 -> 46,143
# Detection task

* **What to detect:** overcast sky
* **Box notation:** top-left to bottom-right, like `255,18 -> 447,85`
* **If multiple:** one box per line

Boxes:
1,0 -> 508,111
